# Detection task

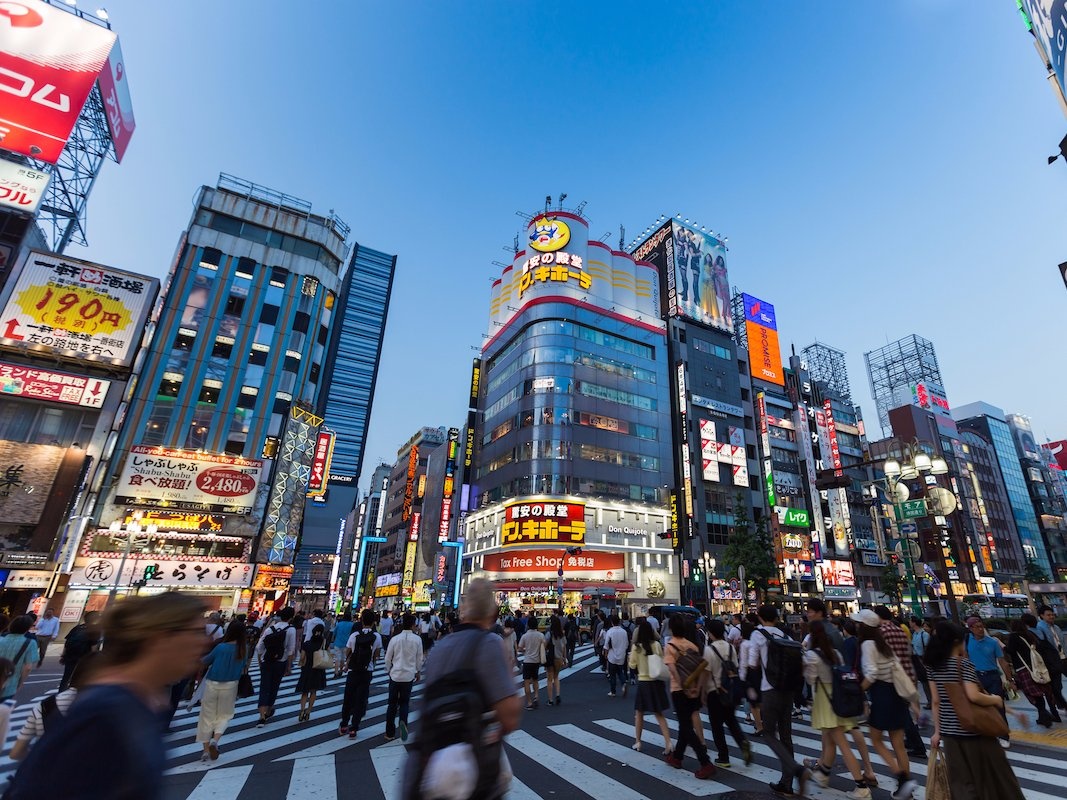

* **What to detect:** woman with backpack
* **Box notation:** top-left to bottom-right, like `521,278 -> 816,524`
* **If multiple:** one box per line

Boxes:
543,616 -> 567,705
628,618 -> 673,755
704,619 -> 752,770
196,619 -> 250,762
802,620 -> 873,798
851,609 -> 916,800
1006,617 -> 1060,727
663,614 -> 716,779
296,623 -> 328,722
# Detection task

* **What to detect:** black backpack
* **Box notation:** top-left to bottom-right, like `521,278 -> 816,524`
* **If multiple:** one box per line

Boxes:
347,630 -> 377,671
828,662 -> 865,718
40,695 -> 60,732
406,632 -> 500,800
709,641 -> 740,708
261,624 -> 288,662
757,628 -> 805,693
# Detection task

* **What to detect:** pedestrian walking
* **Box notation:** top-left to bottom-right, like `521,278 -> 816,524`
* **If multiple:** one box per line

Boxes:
302,609 -> 326,642
204,612 -> 225,643
379,609 -> 395,652
603,615 -> 630,697
663,613 -> 716,779
1032,606 -> 1067,711
704,619 -> 752,770
738,620 -> 764,735
748,604 -> 809,795
543,615 -> 567,705
254,606 -> 297,727
58,610 -> 101,691
872,605 -> 927,760
517,617 -> 543,709
628,618 -> 673,755
0,616 -> 38,745
1006,618 -> 1060,727
331,611 -> 355,678
296,623 -> 328,722
500,616 -> 517,673
926,620 -> 1028,800
964,616 -> 1013,744
384,612 -> 423,741
564,613 -> 579,666
853,609 -> 917,800
2,592 -> 206,800
196,620 -> 250,761
31,608 -> 59,667
909,617 -> 932,708
9,652 -> 89,761
339,609 -> 382,739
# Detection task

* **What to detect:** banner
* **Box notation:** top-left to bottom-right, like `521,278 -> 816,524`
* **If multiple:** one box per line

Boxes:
482,549 -> 624,580
742,293 -> 784,385
306,430 -> 334,497
0,160 -> 49,214
115,446 -> 263,515
96,37 -> 135,162
70,556 -> 253,588
0,358 -> 108,407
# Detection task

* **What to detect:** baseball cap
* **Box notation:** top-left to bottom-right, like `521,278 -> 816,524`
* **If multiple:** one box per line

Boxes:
850,609 -> 881,628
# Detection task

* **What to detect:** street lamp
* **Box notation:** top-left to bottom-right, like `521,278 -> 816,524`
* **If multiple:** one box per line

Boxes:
699,553 -> 715,616
107,511 -> 156,602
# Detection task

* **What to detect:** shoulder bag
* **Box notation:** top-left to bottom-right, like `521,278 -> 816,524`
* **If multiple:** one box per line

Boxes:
889,655 -> 918,704
237,659 -> 254,698
312,638 -> 332,670
943,659 -> 1009,738
646,643 -> 669,682
1027,641 -> 1052,684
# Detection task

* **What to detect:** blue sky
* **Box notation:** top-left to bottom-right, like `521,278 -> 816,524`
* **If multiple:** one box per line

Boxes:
73,1 -> 1067,489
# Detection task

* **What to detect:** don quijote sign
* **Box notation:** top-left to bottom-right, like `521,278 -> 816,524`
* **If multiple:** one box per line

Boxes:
115,446 -> 262,515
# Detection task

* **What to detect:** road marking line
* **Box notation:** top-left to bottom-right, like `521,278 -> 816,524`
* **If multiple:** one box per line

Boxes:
506,729 -> 651,800
184,765 -> 252,799
285,754 -> 337,800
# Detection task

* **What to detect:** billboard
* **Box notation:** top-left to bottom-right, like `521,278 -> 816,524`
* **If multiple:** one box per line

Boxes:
0,0 -> 117,164
70,557 -> 252,589
821,559 -> 856,587
1021,1 -> 1067,111
634,220 -> 732,332
0,358 -> 109,407
501,499 -> 586,547
742,293 -> 784,386
481,549 -> 624,580
1044,440 -> 1067,471
0,251 -> 156,368
0,441 -> 64,525
114,446 -> 264,515
96,36 -> 134,162
0,160 -> 49,214
305,430 -> 334,497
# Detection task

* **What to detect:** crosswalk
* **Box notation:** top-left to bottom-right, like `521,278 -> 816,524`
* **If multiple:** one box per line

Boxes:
1,645 -> 1062,799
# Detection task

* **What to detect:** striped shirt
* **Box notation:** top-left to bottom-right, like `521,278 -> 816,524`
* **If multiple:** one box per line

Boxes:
926,656 -> 979,738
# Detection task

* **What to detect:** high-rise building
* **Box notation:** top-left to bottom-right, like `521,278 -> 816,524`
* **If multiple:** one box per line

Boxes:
462,206 -> 675,614
295,242 -> 396,605
352,463 -> 390,605
85,174 -> 350,615
864,334 -> 945,436
1007,414 -> 1067,581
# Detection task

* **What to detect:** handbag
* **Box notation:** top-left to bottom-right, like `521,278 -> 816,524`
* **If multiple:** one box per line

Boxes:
926,747 -> 950,800
646,647 -> 670,681
312,643 -> 332,670
237,671 -> 254,698
944,659 -> 1009,738
1027,642 -> 1052,684
889,656 -> 918,704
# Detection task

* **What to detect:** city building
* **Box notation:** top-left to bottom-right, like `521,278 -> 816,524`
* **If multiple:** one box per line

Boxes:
1007,414 -> 1067,581
351,463 -> 390,607
462,206 -> 675,616
295,241 -> 397,606
80,174 -> 350,617
864,334 -> 946,436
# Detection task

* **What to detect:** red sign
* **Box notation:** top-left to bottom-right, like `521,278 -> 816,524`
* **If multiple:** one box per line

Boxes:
0,1 -> 117,164
1044,440 -> 1067,472
95,36 -> 134,162
501,500 -> 585,547
435,553 -> 447,584
0,358 -> 108,407
482,549 -> 624,578
306,430 -> 334,497
823,399 -> 842,474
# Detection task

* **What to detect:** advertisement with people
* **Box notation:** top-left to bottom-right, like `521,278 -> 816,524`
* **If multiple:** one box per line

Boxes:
669,221 -> 732,333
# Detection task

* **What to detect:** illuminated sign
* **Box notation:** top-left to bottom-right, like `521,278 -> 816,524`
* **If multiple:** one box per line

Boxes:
781,507 -> 810,528
0,161 -> 49,214
821,559 -> 855,587
468,358 -> 481,407
123,510 -> 223,533
0,251 -> 156,369
408,510 -> 421,543
482,549 -> 624,579
401,539 -> 418,594
96,36 -> 135,162
375,572 -> 402,588
669,492 -> 679,550
0,0 -> 117,164
756,392 -> 775,508
251,564 -> 293,590
0,358 -> 109,407
518,250 -> 591,297
114,446 -> 263,515
677,363 -> 694,519
501,500 -> 586,547
823,400 -> 843,473
528,216 -> 571,252
690,394 -> 744,418
306,430 -> 335,497
71,556 -> 253,588
435,553 -> 447,584
375,583 -> 400,597
439,427 -> 460,543
464,412 -> 476,469
743,293 -> 783,386
402,444 -> 419,521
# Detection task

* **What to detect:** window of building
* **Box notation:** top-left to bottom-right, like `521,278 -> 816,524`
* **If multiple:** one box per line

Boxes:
260,304 -> 279,325
270,266 -> 288,287
235,257 -> 256,279
224,439 -> 245,456
212,338 -> 233,360
273,397 -> 291,415
283,355 -> 300,373
199,247 -> 222,269
224,294 -> 246,317
293,311 -> 311,333
174,330 -> 195,352
249,345 -> 269,366
309,362 -> 320,383
237,389 -> 258,409
198,385 -> 219,404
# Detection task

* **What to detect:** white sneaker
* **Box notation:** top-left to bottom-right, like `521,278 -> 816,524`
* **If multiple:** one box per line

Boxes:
891,778 -> 918,800
811,768 -> 830,788
847,787 -> 872,800
1000,738 -> 1011,749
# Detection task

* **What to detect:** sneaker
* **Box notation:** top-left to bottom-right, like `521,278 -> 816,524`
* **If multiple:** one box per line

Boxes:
695,763 -> 716,780
714,760 -> 731,769
769,781 -> 795,796
741,740 -> 753,766
348,729 -> 358,740
665,755 -> 683,769
608,691 -> 616,697
1000,738 -> 1011,749
847,787 -> 872,800
256,718 -> 267,728
199,752 -> 210,763
891,778 -> 918,800
547,699 -> 554,706
399,720 -> 408,742
338,726 -> 349,736
811,766 -> 830,788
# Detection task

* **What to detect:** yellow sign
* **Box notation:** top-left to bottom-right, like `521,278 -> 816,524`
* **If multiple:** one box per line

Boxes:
15,283 -> 132,335
528,216 -> 570,252
401,540 -> 418,594
501,500 -> 586,547
375,584 -> 400,597
518,251 -> 592,297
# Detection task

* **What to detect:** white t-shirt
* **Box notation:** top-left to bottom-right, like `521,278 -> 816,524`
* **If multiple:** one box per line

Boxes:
379,615 -> 394,637
604,627 -> 630,665
16,689 -> 77,744
304,617 -> 326,642
345,629 -> 383,671
205,622 -> 224,641
517,629 -> 543,664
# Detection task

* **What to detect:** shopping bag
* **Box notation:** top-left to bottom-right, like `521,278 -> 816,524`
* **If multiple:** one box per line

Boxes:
237,672 -> 254,698
926,747 -> 950,800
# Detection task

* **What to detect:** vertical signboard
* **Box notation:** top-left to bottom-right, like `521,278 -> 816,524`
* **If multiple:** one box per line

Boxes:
96,37 -> 135,162
742,293 -> 784,386
816,402 -> 851,557
676,362 -> 693,520
439,427 -> 459,542
756,392 -> 775,508
306,430 -> 335,497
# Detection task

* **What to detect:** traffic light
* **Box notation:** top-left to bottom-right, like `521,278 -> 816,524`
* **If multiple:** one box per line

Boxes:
657,532 -> 673,540
143,564 -> 158,581
565,546 -> 582,556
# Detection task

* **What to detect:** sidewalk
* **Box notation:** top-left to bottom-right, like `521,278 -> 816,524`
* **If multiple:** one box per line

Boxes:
1006,693 -> 1067,751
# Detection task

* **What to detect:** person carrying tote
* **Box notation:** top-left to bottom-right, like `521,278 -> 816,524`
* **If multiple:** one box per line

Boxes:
196,620 -> 250,761
925,621 -> 1028,800
627,618 -> 672,755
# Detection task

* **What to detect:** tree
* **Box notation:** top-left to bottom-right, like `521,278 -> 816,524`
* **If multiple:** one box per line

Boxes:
1024,555 -> 1050,584
880,562 -> 906,607
721,492 -> 777,602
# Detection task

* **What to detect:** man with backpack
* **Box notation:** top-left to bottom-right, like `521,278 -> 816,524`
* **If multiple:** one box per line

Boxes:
748,604 -> 809,796
339,609 -> 382,740
58,611 -> 100,691
254,606 -> 297,728
401,578 -> 520,800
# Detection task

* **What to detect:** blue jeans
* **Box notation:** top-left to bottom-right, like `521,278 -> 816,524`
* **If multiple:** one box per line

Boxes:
608,662 -> 626,693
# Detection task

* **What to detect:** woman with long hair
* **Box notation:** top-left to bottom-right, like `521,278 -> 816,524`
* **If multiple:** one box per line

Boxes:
737,621 -> 763,735
1006,616 -> 1060,727
196,618 -> 250,761
664,614 -> 715,779
543,615 -> 567,705
5,592 -> 206,799
627,618 -> 672,754
296,623 -> 328,722
851,609 -> 916,800
803,619 -> 873,798
926,621 -> 1028,800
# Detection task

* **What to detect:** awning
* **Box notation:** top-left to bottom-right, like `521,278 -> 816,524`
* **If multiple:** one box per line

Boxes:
491,580 -> 635,593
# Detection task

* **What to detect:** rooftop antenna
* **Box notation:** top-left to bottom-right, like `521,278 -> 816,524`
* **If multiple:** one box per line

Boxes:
512,234 -> 520,254
598,230 -> 612,242
558,192 -> 567,211
544,195 -> 552,216
618,224 -> 625,250
575,200 -> 588,217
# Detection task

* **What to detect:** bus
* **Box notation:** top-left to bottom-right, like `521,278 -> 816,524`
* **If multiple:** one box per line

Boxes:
960,593 -> 1030,622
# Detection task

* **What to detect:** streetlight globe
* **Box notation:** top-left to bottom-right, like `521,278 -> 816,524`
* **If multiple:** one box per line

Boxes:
913,452 -> 933,472
930,456 -> 949,475
899,463 -> 919,481
710,557 -> 716,571
883,459 -> 901,478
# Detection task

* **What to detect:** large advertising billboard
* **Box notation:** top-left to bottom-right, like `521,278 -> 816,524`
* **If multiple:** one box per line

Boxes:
1022,1 -> 1067,111
632,220 -> 732,332
742,293 -> 784,386
96,36 -> 135,162
500,499 -> 586,547
115,446 -> 264,515
0,357 -> 109,407
0,251 -> 156,368
0,1 -> 117,163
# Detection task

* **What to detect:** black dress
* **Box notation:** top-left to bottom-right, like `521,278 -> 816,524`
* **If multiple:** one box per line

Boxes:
295,636 -> 327,693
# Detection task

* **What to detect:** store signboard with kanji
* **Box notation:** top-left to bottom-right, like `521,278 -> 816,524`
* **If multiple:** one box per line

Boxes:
115,446 -> 263,515
0,357 -> 109,407
500,499 -> 586,547
69,557 -> 252,588
482,548 -> 622,580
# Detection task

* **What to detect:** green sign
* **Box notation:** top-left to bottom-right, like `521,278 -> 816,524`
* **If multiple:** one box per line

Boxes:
899,499 -> 927,520
782,508 -> 810,528
765,470 -> 775,507
143,564 -> 158,581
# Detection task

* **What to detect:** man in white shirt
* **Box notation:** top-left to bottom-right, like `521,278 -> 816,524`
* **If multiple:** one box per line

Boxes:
32,608 -> 60,667
747,605 -> 808,795
383,613 -> 423,741
254,607 -> 298,727
303,609 -> 326,641
204,612 -> 225,643
517,618 -> 544,709
340,609 -> 382,740
603,616 -> 630,697
379,610 -> 395,651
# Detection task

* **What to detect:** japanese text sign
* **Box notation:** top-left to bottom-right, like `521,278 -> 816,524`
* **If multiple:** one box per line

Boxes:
0,161 -> 49,214
0,357 -> 109,407
70,557 -> 252,588
501,500 -> 585,547
115,446 -> 263,515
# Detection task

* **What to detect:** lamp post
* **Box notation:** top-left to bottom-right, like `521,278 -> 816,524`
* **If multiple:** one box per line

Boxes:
107,511 -> 151,603
699,553 -> 715,616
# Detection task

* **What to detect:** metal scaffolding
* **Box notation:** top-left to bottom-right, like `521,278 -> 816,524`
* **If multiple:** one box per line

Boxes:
802,341 -> 852,405
863,334 -> 943,436
730,289 -> 746,348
